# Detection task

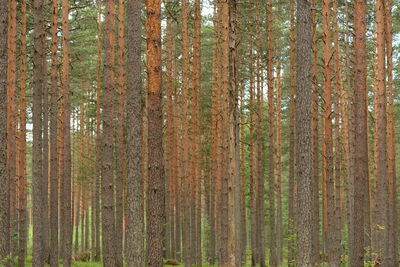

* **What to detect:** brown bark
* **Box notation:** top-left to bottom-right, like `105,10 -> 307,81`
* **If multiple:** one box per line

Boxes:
322,0 -> 336,264
254,2 -> 265,265
332,0 -> 342,263
288,0 -> 296,265
385,1 -> 397,264
349,1 -> 367,266
181,0 -> 191,265
311,0 -> 320,264
171,23 -> 181,263
102,0 -> 116,265
228,0 -> 240,264
239,51 -> 246,265
208,8 -> 219,263
193,0 -> 202,264
32,0 -> 45,263
219,0 -> 233,264
248,38 -> 258,266
74,181 -> 81,255
7,0 -> 17,260
267,0 -> 276,265
374,0 -> 389,264
41,22 -> 49,265
94,0 -> 102,261
17,1 -> 27,265
165,6 -> 174,259
146,0 -> 165,264
125,0 -> 144,265
116,0 -> 125,265
276,62 -> 283,265
296,0 -> 313,266
49,0 -> 59,264
62,0 -> 72,263
0,0 -> 9,263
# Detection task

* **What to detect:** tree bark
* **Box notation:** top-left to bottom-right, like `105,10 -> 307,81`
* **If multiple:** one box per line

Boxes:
116,0 -> 125,265
385,1 -> 397,265
276,62 -> 283,265
62,0 -> 72,264
17,1 -> 28,265
146,0 -> 165,264
288,1 -> 296,265
374,0 -> 389,264
7,0 -> 17,259
311,0 -> 320,264
349,1 -> 367,266
295,0 -> 313,266
125,0 -> 144,265
267,0 -> 276,265
0,0 -> 9,263
32,0 -> 45,264
49,0 -> 59,264
94,0 -> 102,261
102,0 -> 117,265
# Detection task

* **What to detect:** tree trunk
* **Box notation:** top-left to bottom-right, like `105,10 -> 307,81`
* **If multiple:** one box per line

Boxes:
193,0 -> 202,264
276,62 -> 283,265
7,0 -> 17,259
0,0 -> 9,263
267,1 -> 276,265
288,1 -> 296,265
49,0 -> 59,264
311,0 -> 320,264
385,1 -> 397,265
32,0 -> 45,264
374,0 -> 389,264
146,0 -> 165,264
349,1 -> 367,266
41,21 -> 49,266
116,0 -> 125,265
125,0 -> 144,265
102,0 -> 116,265
17,1 -> 28,265
165,5 -> 174,259
295,0 -> 313,266
181,0 -> 191,265
61,0 -> 73,264
248,38 -> 258,267
208,9 -> 219,263
228,0 -> 240,264
332,0 -> 342,263
94,0 -> 102,261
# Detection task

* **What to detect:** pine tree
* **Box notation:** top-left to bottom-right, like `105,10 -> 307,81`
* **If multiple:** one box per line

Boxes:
125,0 -> 144,265
32,0 -> 45,263
49,0 -> 59,264
146,0 -> 165,264
349,1 -> 367,266
296,0 -> 313,265
374,0 -> 389,264
0,0 -> 9,263
101,0 -> 117,265
116,0 -> 125,265
17,1 -> 28,265
61,0 -> 72,263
